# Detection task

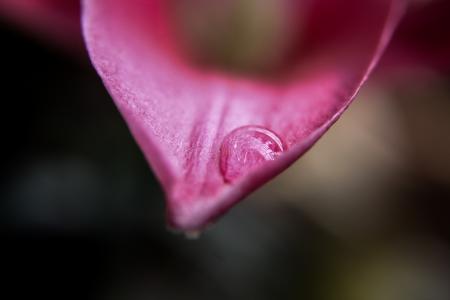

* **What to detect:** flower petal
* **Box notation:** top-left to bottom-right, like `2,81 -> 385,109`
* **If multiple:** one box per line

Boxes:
82,0 -> 405,231
382,0 -> 450,75
0,0 -> 81,49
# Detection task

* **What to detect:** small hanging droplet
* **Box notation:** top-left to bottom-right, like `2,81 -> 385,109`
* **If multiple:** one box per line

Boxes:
220,125 -> 285,183
185,230 -> 201,239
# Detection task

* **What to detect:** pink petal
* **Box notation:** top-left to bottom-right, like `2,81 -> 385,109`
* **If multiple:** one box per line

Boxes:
382,0 -> 450,74
0,0 -> 81,49
82,0 -> 405,232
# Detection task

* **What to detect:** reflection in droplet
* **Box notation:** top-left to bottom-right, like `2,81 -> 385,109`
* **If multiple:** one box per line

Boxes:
220,126 -> 285,182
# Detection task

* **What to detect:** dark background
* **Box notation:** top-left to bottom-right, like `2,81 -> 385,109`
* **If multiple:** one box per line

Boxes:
1,19 -> 450,300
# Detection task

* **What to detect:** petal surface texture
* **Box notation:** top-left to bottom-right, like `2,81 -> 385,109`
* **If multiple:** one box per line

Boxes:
83,0 -> 405,231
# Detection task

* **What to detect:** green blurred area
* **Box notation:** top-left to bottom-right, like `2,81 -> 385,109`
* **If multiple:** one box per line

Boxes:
167,0 -> 303,76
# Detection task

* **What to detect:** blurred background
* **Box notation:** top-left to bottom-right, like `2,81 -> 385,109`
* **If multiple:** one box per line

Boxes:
1,3 -> 450,300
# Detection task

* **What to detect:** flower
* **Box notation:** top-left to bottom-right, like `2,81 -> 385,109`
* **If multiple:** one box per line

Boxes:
3,0 -> 448,233
0,0 -> 81,49
385,0 -> 450,74
82,0 -> 405,232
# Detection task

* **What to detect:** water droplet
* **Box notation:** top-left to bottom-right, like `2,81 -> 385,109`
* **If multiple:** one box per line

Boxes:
220,126 -> 285,182
185,230 -> 201,239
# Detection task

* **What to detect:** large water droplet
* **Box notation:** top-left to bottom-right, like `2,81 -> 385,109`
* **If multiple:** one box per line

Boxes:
220,125 -> 285,182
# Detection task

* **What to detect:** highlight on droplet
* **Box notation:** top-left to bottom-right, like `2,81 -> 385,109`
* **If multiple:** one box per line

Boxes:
220,125 -> 285,183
